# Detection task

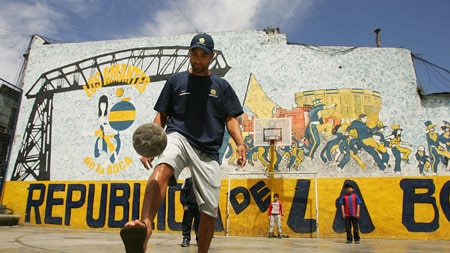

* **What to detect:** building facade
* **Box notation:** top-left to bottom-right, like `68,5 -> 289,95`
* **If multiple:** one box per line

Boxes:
1,30 -> 450,239
0,78 -> 21,197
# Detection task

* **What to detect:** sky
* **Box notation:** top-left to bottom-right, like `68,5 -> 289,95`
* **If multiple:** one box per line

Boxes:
0,0 -> 449,88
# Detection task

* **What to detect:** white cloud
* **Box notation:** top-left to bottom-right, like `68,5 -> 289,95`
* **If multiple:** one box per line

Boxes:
254,0 -> 318,32
0,0 -> 104,84
53,0 -> 101,17
0,1 -> 65,84
0,0 -> 319,84
139,0 -> 316,36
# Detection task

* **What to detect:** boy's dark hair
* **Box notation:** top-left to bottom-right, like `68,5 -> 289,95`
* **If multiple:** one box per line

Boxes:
273,193 -> 279,198
344,183 -> 353,189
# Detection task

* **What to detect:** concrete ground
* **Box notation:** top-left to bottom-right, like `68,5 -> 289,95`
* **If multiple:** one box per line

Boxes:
1,225 -> 450,253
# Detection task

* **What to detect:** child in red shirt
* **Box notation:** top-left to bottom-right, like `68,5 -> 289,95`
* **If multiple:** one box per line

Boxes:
268,193 -> 284,238
339,183 -> 362,244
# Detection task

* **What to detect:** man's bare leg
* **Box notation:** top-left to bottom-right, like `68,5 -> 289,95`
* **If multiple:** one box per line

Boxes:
123,164 -> 174,252
197,212 -> 216,253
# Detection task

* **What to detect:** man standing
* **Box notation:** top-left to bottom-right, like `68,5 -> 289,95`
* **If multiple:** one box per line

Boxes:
180,176 -> 200,247
120,33 -> 247,253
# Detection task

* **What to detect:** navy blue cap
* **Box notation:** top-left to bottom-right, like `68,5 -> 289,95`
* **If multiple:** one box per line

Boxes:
344,183 -> 353,189
189,33 -> 214,54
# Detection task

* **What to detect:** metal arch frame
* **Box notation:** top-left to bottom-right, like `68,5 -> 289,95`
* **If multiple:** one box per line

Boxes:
25,46 -> 230,98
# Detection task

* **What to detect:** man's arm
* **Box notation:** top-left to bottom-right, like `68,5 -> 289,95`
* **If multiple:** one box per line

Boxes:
153,111 -> 168,128
226,116 -> 246,167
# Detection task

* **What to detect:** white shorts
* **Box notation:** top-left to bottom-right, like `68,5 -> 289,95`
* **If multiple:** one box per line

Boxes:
156,132 -> 221,217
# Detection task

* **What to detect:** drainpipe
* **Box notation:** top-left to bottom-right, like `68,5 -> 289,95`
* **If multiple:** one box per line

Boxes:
374,28 -> 381,47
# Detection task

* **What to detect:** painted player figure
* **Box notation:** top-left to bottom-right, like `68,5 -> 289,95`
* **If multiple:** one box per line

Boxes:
424,121 -> 441,175
120,33 -> 247,253
415,145 -> 430,176
267,193 -> 284,238
386,124 -> 412,174
305,98 -> 336,159
346,114 -> 386,171
320,124 -> 345,163
439,121 -> 450,171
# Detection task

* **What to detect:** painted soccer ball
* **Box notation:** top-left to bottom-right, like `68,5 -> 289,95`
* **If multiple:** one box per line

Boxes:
132,123 -> 167,157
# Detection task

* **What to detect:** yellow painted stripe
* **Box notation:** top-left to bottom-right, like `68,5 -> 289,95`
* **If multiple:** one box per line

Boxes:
109,110 -> 136,121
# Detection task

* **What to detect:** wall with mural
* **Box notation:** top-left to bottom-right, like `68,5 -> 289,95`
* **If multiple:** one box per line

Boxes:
2,30 -> 450,239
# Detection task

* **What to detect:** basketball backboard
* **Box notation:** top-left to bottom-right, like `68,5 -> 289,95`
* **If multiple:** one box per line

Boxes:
253,118 -> 292,146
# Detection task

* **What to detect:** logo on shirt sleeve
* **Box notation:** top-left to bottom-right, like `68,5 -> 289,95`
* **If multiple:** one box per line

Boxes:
179,89 -> 190,96
209,89 -> 218,98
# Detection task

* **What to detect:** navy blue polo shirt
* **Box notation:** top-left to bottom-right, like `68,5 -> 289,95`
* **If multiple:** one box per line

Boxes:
154,71 -> 243,162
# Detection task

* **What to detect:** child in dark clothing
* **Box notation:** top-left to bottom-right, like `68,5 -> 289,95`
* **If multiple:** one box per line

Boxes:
180,177 -> 200,247
339,183 -> 362,244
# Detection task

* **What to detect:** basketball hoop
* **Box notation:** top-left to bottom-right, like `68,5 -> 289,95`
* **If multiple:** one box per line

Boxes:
263,128 -> 282,143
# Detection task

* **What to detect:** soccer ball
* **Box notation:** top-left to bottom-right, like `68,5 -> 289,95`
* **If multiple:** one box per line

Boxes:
132,123 -> 167,157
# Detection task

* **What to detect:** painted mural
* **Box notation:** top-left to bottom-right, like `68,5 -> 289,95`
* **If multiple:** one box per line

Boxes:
230,74 -> 450,177
2,30 -> 450,239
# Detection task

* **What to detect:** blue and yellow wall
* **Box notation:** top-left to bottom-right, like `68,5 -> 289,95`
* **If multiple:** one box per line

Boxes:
1,30 -> 449,239
2,177 -> 450,239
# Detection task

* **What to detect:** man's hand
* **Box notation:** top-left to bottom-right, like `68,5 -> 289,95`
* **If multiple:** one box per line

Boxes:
140,157 -> 155,170
225,116 -> 247,167
237,144 -> 247,167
